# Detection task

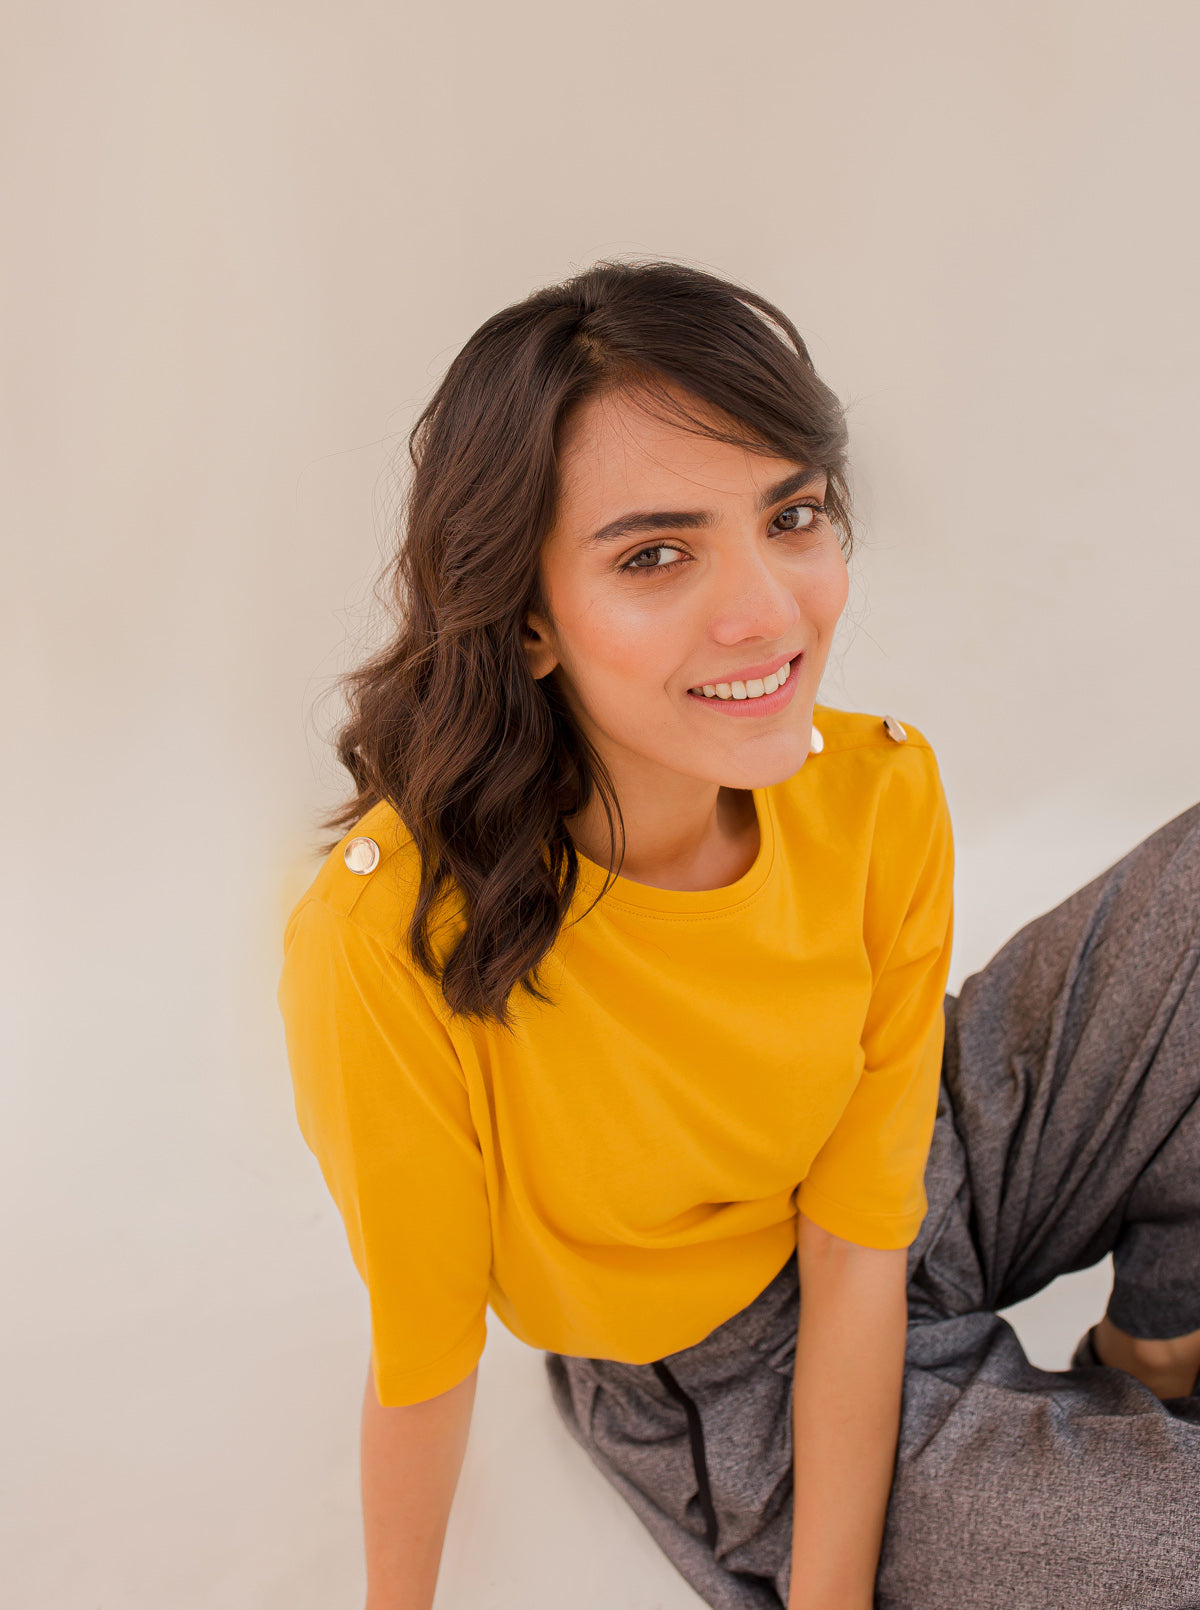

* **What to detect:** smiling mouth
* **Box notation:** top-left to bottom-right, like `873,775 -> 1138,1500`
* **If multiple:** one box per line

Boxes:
688,652 -> 800,702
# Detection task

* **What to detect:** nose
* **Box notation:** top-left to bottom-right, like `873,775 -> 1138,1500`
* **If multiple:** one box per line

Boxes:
704,536 -> 804,647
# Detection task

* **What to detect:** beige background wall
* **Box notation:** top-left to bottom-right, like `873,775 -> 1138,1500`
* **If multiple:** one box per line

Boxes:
5,2 -> 1198,1605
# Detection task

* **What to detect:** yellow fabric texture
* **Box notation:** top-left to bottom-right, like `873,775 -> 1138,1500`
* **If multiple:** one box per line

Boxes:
277,705 -> 955,1406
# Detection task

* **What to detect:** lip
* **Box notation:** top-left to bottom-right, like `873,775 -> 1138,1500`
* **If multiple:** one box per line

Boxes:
685,652 -> 804,718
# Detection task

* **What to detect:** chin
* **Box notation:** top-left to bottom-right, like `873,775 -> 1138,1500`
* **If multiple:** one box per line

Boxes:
714,735 -> 816,791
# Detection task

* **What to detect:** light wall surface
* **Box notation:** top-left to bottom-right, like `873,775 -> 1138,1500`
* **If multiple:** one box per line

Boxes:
4,2 -> 1198,1605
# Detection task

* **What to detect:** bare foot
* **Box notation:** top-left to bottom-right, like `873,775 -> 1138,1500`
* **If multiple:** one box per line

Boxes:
1092,1315 -> 1200,1400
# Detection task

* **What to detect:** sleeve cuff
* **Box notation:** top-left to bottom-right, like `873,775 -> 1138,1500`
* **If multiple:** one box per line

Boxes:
796,1179 -> 927,1251
370,1312 -> 488,1406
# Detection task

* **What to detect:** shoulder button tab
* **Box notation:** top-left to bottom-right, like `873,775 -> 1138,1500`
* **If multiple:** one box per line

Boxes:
344,836 -> 380,875
882,715 -> 908,743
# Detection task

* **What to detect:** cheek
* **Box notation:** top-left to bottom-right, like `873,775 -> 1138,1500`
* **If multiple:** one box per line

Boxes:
804,551 -> 850,625
596,608 -> 672,676
570,597 -> 683,706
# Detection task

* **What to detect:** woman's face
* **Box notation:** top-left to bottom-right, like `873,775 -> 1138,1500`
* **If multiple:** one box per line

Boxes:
524,383 -> 850,796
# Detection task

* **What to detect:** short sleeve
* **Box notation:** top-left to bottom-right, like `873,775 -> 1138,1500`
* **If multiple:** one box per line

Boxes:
796,741 -> 955,1249
277,896 -> 491,1405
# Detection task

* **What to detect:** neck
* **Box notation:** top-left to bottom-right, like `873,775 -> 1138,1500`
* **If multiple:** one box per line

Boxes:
565,773 -> 759,893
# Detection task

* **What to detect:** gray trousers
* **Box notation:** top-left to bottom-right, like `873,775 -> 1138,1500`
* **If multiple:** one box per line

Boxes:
544,799 -> 1200,1609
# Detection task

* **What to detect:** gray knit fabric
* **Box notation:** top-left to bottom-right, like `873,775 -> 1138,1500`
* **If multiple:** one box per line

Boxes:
545,798 -> 1200,1609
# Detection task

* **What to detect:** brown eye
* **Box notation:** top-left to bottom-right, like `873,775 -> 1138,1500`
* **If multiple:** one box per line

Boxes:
773,503 -> 822,532
620,544 -> 688,575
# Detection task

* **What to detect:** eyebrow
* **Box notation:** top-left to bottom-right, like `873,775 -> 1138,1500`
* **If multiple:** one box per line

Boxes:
580,465 -> 828,549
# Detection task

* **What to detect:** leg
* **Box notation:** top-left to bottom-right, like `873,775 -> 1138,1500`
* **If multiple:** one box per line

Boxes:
931,796 -> 1200,1332
884,797 -> 1200,1607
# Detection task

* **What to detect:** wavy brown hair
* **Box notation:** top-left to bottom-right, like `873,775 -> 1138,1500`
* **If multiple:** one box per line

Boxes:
320,258 -> 854,1031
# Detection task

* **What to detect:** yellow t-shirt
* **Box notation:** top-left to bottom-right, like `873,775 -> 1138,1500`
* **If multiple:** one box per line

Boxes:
277,705 -> 955,1406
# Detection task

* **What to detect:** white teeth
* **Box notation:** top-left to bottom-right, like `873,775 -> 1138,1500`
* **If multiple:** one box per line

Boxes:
692,656 -> 793,700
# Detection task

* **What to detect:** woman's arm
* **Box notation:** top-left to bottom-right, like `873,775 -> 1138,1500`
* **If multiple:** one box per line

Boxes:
360,1357 -> 478,1610
787,1211 -> 909,1610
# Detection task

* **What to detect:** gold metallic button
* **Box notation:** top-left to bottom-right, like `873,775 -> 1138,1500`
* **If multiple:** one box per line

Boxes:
883,714 -> 908,743
809,724 -> 824,754
343,835 -> 380,875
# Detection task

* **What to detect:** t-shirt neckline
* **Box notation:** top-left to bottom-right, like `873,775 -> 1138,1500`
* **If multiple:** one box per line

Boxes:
568,784 -> 778,917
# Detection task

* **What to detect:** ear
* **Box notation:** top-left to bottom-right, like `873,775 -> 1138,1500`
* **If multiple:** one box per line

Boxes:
521,612 -> 559,681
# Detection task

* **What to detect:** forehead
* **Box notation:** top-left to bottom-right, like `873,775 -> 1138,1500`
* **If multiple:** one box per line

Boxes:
553,386 -> 805,522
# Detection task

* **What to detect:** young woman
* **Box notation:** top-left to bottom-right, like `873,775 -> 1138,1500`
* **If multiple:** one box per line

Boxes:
276,259 -> 1200,1610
